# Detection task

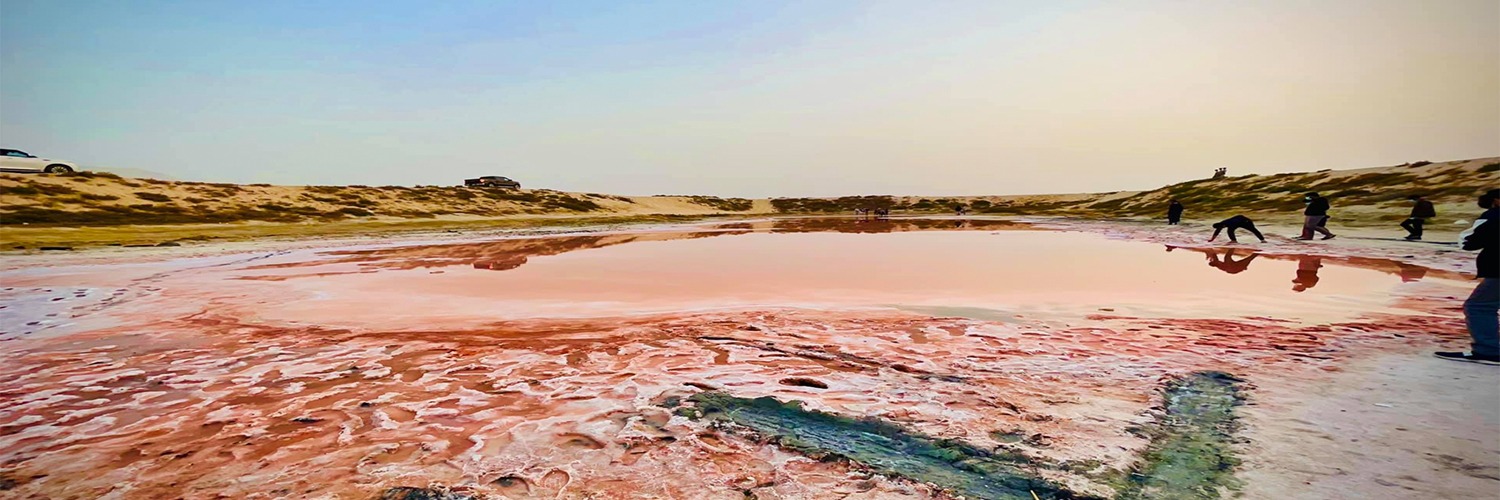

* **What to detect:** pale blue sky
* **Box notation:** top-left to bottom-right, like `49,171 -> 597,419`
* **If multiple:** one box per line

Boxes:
2,0 -> 1496,196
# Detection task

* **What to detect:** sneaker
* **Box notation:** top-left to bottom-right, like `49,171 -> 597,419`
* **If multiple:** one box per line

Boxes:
1295,237 -> 1313,241
1435,351 -> 1500,365
1404,236 -> 1420,241
1321,234 -> 1336,240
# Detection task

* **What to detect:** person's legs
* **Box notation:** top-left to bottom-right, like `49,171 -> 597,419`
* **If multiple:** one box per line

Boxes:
1465,278 -> 1500,357
1401,218 -> 1417,238
1411,217 -> 1424,239
1312,217 -> 1334,238
1300,216 -> 1318,239
1244,222 -> 1266,242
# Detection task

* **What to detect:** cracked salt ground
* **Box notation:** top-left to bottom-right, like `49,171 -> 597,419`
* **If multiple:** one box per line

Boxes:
0,218 -> 1485,499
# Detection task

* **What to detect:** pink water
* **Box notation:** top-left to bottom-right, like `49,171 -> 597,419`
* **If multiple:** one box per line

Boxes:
206,222 -> 1460,330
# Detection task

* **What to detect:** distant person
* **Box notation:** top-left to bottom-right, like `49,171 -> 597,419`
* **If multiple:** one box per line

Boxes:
1208,215 -> 1267,243
1206,248 -> 1258,274
1298,192 -> 1335,240
955,204 -> 966,216
1292,256 -> 1322,292
1167,200 -> 1184,225
1436,189 -> 1499,365
1401,195 -> 1436,241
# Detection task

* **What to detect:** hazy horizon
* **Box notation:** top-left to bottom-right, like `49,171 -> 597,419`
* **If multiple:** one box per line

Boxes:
3,0 -> 1496,197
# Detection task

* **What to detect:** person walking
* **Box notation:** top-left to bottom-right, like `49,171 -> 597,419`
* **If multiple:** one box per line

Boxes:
1298,193 -> 1335,240
1167,199 -> 1184,225
1436,189 -> 1499,364
1208,215 -> 1267,243
1401,195 -> 1436,241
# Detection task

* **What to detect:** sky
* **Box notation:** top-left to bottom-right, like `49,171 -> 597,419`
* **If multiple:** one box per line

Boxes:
2,0 -> 1496,197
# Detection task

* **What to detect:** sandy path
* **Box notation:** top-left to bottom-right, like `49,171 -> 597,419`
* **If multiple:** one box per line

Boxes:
1240,350 -> 1500,499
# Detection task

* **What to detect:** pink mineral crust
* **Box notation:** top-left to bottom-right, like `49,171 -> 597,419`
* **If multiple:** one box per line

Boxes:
0,219 -> 1477,498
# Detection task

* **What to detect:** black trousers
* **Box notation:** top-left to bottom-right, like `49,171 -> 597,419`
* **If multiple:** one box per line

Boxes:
1402,217 -> 1425,239
1230,222 -> 1264,242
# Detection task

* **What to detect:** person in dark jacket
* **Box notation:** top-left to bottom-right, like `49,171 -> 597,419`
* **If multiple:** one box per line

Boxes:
1436,189 -> 1499,365
1298,193 -> 1335,240
1167,200 -> 1184,225
1208,215 -> 1266,243
1401,195 -> 1437,240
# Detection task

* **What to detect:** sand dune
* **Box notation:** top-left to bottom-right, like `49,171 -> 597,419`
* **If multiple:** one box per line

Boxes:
0,157 -> 1494,248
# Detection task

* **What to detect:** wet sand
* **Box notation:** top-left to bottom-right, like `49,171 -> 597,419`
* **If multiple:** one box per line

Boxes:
0,217 -> 1494,499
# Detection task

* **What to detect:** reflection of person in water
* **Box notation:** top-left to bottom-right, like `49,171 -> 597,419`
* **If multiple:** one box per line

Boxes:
1292,256 -> 1322,292
1205,248 -> 1258,274
1397,262 -> 1428,282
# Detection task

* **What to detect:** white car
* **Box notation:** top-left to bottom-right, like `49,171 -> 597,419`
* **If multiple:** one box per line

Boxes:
0,148 -> 77,174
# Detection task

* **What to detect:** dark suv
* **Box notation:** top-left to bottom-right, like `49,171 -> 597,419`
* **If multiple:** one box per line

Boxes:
464,176 -> 521,189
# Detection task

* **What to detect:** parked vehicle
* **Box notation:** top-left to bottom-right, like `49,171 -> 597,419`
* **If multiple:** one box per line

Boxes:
0,149 -> 77,174
464,176 -> 521,189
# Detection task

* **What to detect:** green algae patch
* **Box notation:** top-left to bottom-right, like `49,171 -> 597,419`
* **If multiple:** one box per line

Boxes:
687,392 -> 1095,499
374,487 -> 473,500
1119,371 -> 1246,500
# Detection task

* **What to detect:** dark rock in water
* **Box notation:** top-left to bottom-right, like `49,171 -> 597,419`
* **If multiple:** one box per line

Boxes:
375,486 -> 473,500
38,246 -> 73,251
686,392 -> 1093,499
777,377 -> 829,389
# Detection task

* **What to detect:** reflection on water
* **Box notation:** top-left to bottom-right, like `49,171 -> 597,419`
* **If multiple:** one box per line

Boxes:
226,219 -> 1468,327
1294,256 -> 1323,292
248,217 -> 1027,276
1205,248 -> 1260,275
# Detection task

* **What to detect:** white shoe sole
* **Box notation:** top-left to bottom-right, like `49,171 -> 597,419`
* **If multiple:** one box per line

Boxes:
1434,353 -> 1500,365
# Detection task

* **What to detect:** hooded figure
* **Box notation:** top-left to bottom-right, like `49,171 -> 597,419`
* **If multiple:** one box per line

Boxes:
1298,193 -> 1335,240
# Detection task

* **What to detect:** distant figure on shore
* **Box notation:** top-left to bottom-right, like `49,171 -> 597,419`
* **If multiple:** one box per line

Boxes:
1298,192 -> 1335,240
1206,248 -> 1258,274
1401,195 -> 1436,241
1292,256 -> 1322,292
1212,167 -> 1227,180
954,204 -> 966,216
1167,199 -> 1184,225
1437,189 -> 1499,365
1208,215 -> 1266,243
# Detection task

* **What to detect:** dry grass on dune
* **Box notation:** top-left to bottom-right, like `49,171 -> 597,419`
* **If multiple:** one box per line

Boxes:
0,172 -> 763,227
0,156 -> 1494,247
